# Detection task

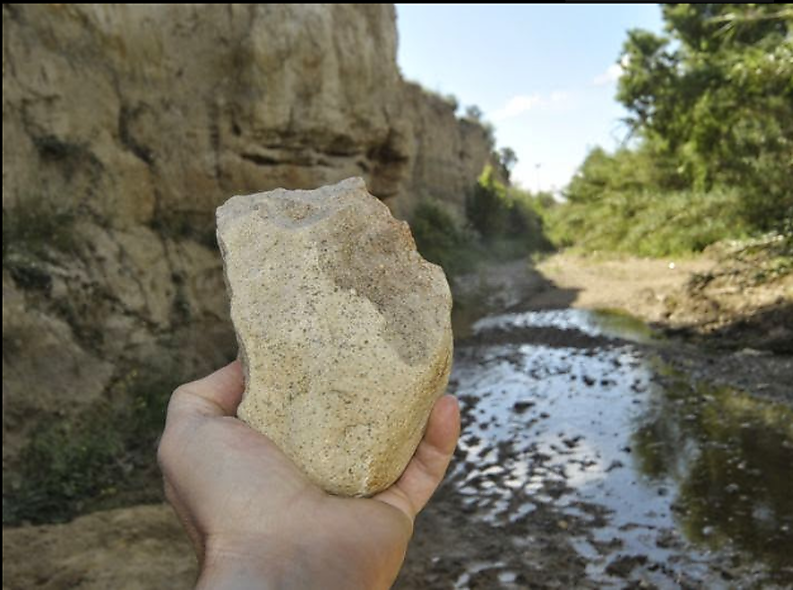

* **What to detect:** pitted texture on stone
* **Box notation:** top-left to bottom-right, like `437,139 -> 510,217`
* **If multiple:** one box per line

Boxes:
217,177 -> 453,496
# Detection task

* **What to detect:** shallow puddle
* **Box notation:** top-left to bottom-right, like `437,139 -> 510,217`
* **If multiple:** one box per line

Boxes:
449,308 -> 793,587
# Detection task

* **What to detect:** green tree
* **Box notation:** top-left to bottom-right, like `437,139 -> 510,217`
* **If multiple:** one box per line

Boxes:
466,166 -> 510,240
464,105 -> 483,121
498,147 -> 518,182
617,4 -> 793,229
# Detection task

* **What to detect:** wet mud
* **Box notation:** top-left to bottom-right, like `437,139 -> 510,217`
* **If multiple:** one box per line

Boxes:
397,295 -> 793,589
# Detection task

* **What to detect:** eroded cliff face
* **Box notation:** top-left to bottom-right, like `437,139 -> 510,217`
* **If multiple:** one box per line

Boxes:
1,4 -> 492,464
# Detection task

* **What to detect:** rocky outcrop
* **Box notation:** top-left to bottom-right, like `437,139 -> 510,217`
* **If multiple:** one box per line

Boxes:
2,4 -> 491,469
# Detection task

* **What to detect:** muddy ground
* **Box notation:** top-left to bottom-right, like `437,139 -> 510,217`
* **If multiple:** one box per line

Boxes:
4,253 -> 792,589
537,252 -> 793,403
396,255 -> 792,589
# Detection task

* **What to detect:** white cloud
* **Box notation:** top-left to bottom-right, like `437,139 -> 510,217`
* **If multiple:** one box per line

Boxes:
488,90 -> 571,122
549,90 -> 569,103
511,160 -> 576,194
489,94 -> 542,122
593,63 -> 623,86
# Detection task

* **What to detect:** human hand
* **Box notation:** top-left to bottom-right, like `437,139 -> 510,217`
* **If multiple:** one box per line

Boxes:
157,360 -> 460,589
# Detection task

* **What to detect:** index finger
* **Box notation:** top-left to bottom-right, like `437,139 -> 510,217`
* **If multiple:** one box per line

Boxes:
168,359 -> 246,418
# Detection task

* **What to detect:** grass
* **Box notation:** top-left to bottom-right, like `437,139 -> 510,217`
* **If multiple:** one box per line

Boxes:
2,196 -> 78,262
544,188 -> 750,258
2,196 -> 80,292
2,363 -> 185,525
718,231 -> 793,282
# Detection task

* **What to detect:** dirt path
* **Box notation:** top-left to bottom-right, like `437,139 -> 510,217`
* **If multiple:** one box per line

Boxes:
536,253 -> 717,321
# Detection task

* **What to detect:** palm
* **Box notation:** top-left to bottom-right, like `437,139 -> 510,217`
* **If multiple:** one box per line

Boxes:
158,361 -> 459,589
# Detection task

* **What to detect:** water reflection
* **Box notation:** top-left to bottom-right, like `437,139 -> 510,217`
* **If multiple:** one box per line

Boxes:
448,307 -> 793,586
632,374 -> 793,570
472,308 -> 659,343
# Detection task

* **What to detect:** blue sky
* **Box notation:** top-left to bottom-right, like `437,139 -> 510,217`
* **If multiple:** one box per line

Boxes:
396,4 -> 664,193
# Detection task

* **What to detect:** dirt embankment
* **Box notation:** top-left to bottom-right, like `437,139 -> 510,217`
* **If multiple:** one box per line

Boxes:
537,253 -> 717,322
539,248 -> 792,353
2,3 -> 496,473
536,250 -> 793,402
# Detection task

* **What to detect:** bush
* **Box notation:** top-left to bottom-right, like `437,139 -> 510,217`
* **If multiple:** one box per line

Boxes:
411,200 -> 480,275
545,143 -> 763,257
466,167 -> 553,252
3,365 -> 185,525
547,187 -> 749,257
411,169 -> 553,276
466,167 -> 510,240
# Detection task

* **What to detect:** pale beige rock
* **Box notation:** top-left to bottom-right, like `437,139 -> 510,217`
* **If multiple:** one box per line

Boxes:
3,3 -> 492,470
217,177 -> 453,496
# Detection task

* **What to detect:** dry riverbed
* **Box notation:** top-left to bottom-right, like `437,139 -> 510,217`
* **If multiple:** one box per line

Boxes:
397,252 -> 793,588
4,253 -> 792,589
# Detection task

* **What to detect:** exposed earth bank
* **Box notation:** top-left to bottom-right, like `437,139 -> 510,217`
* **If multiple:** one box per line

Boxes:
536,250 -> 792,402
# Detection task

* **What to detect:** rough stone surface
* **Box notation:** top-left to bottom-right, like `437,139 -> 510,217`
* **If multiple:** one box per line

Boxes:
2,3 -> 490,471
217,178 -> 453,496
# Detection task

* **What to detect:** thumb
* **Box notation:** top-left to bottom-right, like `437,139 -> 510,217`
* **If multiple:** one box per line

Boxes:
375,395 -> 460,521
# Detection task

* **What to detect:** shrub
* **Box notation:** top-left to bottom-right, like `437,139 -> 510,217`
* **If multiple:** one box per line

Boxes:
547,187 -> 749,257
466,167 -> 553,252
411,169 -> 553,276
411,200 -> 480,275
3,364 -> 185,525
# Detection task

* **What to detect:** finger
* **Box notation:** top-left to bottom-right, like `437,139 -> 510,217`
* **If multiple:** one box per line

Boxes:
169,359 -> 246,418
375,395 -> 460,520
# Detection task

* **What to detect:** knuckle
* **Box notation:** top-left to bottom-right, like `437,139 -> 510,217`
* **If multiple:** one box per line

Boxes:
170,384 -> 191,404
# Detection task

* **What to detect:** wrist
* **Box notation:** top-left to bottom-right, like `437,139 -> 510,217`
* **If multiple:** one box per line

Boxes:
197,535 -> 370,590
197,548 -> 275,590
